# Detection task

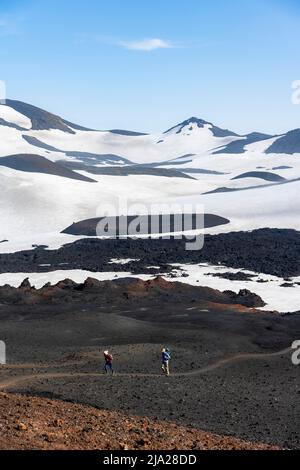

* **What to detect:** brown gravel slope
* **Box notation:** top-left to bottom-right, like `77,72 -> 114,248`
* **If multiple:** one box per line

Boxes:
0,393 -> 278,450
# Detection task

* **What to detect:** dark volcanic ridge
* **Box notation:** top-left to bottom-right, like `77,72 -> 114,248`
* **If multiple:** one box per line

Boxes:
231,171 -> 285,182
0,154 -> 96,182
213,132 -> 273,155
62,213 -> 229,237
0,276 -> 266,309
4,99 -> 91,134
22,135 -> 134,166
265,129 -> 300,154
61,161 -> 195,179
204,177 -> 300,194
0,229 -> 299,279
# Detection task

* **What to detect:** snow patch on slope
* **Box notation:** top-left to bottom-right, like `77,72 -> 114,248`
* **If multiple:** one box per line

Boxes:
166,264 -> 300,313
0,104 -> 32,129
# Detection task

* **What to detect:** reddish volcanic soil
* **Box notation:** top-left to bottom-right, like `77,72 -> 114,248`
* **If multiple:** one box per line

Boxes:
0,393 -> 278,450
0,277 -> 298,449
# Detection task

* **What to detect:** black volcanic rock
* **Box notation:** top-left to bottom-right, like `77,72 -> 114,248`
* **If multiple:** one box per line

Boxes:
76,229 -> 299,278
19,278 -> 32,290
0,229 -> 299,279
224,289 -> 266,308
207,272 -> 255,281
55,279 -> 79,290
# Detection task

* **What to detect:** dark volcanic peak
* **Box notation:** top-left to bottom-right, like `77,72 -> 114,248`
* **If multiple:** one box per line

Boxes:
265,129 -> 300,155
164,117 -> 239,138
4,99 -> 93,134
164,117 -> 210,134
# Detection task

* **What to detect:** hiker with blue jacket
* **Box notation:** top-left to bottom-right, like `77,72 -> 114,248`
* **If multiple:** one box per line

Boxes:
161,348 -> 171,376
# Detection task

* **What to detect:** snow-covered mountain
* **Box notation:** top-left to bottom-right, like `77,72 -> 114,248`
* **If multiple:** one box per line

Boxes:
1,99 -> 299,166
0,99 -> 299,252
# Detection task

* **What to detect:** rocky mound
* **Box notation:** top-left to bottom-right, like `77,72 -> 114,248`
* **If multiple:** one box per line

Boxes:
62,213 -> 230,236
0,393 -> 278,450
0,276 -> 266,308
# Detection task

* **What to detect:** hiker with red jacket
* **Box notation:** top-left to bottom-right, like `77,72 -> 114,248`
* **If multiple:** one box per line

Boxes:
103,350 -> 114,374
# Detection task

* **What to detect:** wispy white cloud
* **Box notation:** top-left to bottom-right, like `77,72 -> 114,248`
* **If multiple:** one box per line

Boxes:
76,34 -> 196,51
118,38 -> 175,51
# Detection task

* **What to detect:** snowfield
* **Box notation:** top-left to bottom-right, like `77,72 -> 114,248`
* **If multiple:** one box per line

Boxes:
0,264 -> 299,312
0,101 -> 299,169
0,99 -> 299,312
0,161 -> 299,253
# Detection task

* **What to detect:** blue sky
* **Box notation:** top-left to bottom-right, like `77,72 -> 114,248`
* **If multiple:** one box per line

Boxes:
0,0 -> 300,133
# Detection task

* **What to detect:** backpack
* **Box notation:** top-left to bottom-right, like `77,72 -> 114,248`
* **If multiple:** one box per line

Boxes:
105,354 -> 113,363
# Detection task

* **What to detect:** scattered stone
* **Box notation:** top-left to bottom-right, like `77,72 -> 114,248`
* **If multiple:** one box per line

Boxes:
119,443 -> 129,450
53,418 -> 64,428
15,422 -> 28,431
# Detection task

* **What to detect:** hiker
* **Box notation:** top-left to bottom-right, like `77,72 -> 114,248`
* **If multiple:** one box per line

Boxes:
161,348 -> 171,375
104,350 -> 114,374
